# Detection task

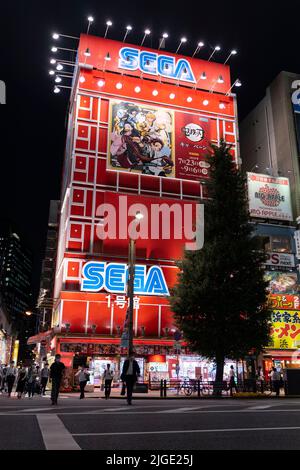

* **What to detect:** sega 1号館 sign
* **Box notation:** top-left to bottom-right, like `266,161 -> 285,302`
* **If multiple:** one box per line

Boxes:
81,261 -> 170,296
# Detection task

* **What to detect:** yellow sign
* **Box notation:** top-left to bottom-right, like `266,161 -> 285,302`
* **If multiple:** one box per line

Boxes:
270,310 -> 300,349
12,340 -> 19,363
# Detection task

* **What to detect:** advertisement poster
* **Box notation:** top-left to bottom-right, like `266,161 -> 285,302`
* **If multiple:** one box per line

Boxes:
270,310 -> 300,349
265,271 -> 300,294
247,173 -> 293,221
108,100 -> 175,177
269,294 -> 300,310
175,112 -> 211,181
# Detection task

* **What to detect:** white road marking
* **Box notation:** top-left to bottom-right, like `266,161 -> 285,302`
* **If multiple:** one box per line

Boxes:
247,405 -> 272,410
157,407 -> 204,413
20,407 -> 57,412
36,414 -> 81,450
72,426 -> 300,437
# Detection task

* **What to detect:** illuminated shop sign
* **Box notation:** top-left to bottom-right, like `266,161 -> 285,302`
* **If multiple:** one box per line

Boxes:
118,47 -> 196,84
81,261 -> 169,296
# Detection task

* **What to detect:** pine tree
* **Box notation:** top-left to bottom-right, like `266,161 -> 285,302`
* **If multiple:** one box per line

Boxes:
170,141 -> 271,388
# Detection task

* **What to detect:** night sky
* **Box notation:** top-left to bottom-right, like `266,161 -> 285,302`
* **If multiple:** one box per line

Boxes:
0,1 -> 298,297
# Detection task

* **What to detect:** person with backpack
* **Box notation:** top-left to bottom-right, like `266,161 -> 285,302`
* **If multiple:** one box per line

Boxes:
102,364 -> 114,399
75,366 -> 90,399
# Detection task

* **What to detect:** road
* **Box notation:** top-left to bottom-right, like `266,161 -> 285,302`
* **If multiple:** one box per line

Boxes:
1,394 -> 300,450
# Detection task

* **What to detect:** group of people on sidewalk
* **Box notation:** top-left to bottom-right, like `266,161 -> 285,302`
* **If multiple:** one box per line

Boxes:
0,353 -> 141,405
0,361 -> 50,398
76,352 -> 140,404
228,365 -> 284,396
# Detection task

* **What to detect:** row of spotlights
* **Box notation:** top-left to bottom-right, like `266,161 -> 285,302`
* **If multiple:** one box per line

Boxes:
78,79 -> 231,107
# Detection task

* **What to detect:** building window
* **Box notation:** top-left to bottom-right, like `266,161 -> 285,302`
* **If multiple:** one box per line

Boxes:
271,236 -> 291,253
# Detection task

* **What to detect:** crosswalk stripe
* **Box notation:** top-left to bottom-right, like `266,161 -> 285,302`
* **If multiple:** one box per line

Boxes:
37,414 -> 81,450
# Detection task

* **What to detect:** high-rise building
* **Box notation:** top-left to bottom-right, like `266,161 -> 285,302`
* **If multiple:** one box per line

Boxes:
36,200 -> 60,332
240,71 -> 300,220
0,220 -> 34,361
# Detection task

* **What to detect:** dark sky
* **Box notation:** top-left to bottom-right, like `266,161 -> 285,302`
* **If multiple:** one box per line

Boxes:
0,0 -> 298,297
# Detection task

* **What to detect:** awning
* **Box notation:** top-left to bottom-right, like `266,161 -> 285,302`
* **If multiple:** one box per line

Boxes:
263,349 -> 299,359
27,330 -> 53,345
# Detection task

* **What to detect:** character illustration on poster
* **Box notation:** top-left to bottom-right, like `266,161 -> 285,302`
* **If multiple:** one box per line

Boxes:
109,101 -> 175,177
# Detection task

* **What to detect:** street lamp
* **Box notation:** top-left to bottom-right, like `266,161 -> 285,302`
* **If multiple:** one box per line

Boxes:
127,212 -> 144,356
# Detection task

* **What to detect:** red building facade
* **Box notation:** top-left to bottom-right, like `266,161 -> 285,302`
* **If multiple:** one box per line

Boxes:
49,34 -> 239,385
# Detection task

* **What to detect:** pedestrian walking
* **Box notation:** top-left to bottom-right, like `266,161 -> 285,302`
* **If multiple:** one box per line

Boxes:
26,365 -> 38,398
16,367 -> 27,399
102,364 -> 114,399
49,354 -> 65,405
270,367 -> 281,396
228,365 -> 238,396
121,352 -> 140,405
40,363 -> 49,396
75,366 -> 89,399
6,361 -> 17,397
0,364 -> 5,393
256,366 -> 265,393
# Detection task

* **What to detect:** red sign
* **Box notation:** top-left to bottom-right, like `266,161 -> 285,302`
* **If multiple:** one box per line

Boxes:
78,35 -> 231,94
269,294 -> 300,310
175,112 -> 212,180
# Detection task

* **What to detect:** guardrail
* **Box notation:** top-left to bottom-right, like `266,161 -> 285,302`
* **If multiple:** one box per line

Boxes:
152,379 -> 282,397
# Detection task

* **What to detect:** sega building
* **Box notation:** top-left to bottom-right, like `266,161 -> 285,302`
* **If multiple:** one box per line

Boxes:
45,34 -> 239,388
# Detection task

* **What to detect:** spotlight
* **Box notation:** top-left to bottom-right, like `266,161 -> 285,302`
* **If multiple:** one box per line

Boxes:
105,53 -> 111,61
97,79 -> 105,87
84,48 -> 91,57
203,99 -> 209,106
79,76 -> 86,83
169,93 -> 175,99
187,97 -> 193,103
134,86 -> 141,93
200,72 -> 207,80
217,75 -> 224,83
49,70 -> 55,75
219,103 -> 226,109
52,33 -> 59,40
88,16 -> 94,22
116,82 -> 123,89
55,76 -> 62,83
50,58 -> 56,64
56,64 -> 63,71
51,46 -> 58,53
152,89 -> 158,96
54,87 -> 60,94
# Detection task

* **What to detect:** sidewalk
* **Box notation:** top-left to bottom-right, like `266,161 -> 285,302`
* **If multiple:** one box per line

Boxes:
60,387 -> 290,399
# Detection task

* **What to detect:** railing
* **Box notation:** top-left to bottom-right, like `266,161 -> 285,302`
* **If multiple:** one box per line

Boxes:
152,379 -> 283,397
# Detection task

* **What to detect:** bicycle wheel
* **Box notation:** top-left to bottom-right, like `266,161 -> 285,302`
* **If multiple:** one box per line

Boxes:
184,386 -> 192,396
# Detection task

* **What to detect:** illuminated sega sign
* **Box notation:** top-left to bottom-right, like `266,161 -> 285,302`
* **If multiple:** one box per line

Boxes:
81,261 -> 170,296
118,47 -> 196,84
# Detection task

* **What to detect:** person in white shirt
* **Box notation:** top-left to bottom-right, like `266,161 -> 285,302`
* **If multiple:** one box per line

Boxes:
229,365 -> 238,396
40,364 -> 50,396
75,366 -> 90,399
102,364 -> 114,399
6,361 -> 17,397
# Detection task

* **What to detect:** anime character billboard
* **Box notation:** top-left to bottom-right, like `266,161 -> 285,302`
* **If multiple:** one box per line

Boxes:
108,100 -> 175,177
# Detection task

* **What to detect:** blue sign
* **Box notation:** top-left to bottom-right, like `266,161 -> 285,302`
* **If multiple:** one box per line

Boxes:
81,262 -> 170,296
118,47 -> 196,84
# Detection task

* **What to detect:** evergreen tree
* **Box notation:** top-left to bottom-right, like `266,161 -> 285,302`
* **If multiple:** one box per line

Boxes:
170,141 -> 271,387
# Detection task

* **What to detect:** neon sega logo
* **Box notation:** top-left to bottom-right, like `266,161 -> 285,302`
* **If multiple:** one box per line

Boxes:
81,261 -> 170,296
118,47 -> 196,84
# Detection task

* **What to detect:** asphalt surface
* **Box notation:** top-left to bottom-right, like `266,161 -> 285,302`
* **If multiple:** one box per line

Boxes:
1,394 -> 300,450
